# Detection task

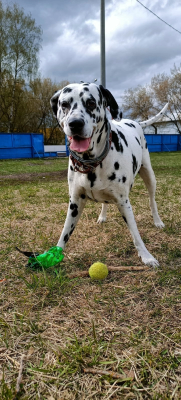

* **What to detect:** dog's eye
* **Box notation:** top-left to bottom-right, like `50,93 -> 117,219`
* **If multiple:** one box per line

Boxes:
86,99 -> 96,110
61,101 -> 70,109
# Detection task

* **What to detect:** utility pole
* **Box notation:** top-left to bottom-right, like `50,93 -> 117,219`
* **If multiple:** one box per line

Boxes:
100,0 -> 106,87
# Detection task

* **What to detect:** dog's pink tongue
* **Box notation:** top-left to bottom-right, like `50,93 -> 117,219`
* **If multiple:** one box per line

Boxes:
70,137 -> 91,152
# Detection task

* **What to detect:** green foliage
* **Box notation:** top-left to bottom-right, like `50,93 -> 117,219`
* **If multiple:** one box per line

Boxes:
0,1 -> 68,143
0,1 -> 42,133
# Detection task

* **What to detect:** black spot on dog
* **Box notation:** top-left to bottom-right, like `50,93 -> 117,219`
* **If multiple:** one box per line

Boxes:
70,165 -> 74,171
124,122 -> 136,128
81,194 -> 86,199
64,224 -> 75,243
132,154 -> 138,175
72,103 -> 78,110
70,203 -> 78,218
99,121 -> 106,134
81,98 -> 92,117
97,87 -> 103,105
145,140 -> 148,149
108,172 -> 116,181
64,234 -> 69,243
87,171 -> 97,188
122,215 -> 127,224
114,162 -> 119,170
84,87 -> 89,91
69,227 -> 75,236
135,137 -> 141,145
117,130 -> 128,146
89,142 -> 94,152
63,87 -> 72,93
70,203 -> 77,210
72,209 -> 78,218
112,131 -> 123,153
122,176 -> 127,183
83,83 -> 89,86
79,92 -> 84,97
97,132 -> 102,144
83,153 -> 90,160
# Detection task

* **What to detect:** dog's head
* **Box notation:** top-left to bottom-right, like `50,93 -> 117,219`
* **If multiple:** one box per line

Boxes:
50,82 -> 122,153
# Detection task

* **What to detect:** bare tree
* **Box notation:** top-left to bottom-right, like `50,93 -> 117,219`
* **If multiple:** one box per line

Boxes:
122,85 -> 154,120
122,67 -> 181,135
28,78 -> 69,144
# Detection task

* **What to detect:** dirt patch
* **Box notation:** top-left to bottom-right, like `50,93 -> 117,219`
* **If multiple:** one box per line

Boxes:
0,169 -> 68,183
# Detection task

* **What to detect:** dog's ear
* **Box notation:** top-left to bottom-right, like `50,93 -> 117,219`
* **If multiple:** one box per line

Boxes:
50,90 -> 62,117
99,85 -> 122,121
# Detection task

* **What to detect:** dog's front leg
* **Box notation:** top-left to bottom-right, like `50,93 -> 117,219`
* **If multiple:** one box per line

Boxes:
97,203 -> 108,223
57,195 -> 87,249
118,198 -> 159,267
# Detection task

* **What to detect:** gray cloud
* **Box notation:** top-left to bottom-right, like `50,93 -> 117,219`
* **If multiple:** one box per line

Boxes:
5,0 -> 181,103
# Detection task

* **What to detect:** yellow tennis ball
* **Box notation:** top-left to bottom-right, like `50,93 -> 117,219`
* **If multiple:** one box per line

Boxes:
89,262 -> 108,280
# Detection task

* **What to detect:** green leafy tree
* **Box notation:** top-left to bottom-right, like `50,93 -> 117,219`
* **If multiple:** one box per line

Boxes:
0,1 -> 42,132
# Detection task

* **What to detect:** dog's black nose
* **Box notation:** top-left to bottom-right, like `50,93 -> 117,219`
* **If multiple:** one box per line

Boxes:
68,118 -> 85,131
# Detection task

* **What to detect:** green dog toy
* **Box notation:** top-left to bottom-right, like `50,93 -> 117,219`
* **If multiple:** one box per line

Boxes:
16,246 -> 64,269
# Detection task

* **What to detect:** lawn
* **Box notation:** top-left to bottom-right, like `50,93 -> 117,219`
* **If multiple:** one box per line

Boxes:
0,153 -> 181,399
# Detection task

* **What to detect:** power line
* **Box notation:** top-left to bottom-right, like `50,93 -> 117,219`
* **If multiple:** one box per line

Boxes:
136,0 -> 181,35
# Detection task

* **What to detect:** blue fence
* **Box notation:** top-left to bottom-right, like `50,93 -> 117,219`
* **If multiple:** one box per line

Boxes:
0,133 -> 180,159
0,133 -> 44,159
145,134 -> 181,152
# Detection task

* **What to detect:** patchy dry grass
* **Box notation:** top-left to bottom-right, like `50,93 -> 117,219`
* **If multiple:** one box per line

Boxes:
0,153 -> 181,399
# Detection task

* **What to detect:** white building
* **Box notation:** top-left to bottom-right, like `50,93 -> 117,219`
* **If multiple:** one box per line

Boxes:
143,113 -> 181,135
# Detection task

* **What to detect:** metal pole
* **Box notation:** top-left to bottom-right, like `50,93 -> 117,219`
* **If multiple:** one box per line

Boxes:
100,0 -> 106,87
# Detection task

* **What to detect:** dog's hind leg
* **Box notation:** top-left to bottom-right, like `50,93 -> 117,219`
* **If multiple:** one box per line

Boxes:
57,195 -> 87,249
97,203 -> 108,223
139,156 -> 164,228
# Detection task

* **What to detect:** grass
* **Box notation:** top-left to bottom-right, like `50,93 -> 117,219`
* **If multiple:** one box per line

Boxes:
0,152 -> 181,399
0,157 -> 68,176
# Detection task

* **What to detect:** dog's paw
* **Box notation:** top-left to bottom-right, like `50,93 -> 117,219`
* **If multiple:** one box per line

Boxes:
154,220 -> 165,229
97,216 -> 107,224
139,251 -> 159,268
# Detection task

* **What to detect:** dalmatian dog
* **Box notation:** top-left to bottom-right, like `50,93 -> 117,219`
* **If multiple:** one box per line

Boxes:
50,82 -> 168,267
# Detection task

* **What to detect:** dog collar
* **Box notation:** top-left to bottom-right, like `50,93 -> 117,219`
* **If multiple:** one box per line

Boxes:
69,123 -> 112,174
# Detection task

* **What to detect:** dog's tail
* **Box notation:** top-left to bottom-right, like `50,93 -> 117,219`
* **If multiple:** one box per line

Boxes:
139,103 -> 169,127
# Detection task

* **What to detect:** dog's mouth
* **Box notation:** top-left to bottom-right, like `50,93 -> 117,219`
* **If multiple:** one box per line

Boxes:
69,136 -> 91,153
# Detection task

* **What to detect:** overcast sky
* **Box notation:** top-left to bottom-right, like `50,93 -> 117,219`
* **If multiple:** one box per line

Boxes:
4,0 -> 181,104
